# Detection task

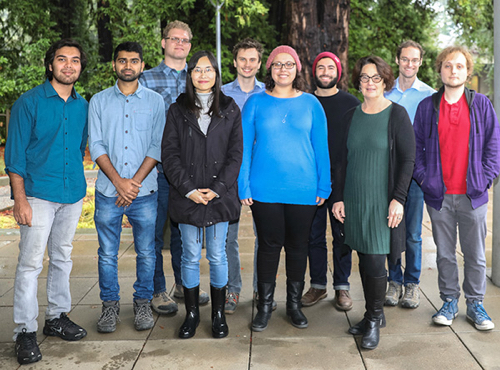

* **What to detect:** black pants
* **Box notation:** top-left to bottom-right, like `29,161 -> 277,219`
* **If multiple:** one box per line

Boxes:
251,201 -> 317,283
357,252 -> 387,278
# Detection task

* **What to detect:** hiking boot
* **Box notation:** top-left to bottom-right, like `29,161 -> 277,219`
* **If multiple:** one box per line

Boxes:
335,290 -> 353,311
15,329 -> 42,365
97,301 -> 120,333
151,291 -> 178,315
466,301 -> 495,331
175,284 -> 210,305
301,287 -> 327,307
43,313 -> 87,341
134,299 -> 155,331
385,281 -> 402,306
225,292 -> 239,314
401,283 -> 420,309
432,298 -> 458,326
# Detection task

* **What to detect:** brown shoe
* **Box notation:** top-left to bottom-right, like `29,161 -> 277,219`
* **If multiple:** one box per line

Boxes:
335,290 -> 353,311
301,287 -> 327,307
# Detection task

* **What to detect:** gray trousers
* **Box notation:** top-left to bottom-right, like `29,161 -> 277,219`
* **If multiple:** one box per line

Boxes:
427,194 -> 488,304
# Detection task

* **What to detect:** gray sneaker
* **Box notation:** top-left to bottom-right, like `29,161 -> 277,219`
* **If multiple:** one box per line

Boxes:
97,301 -> 120,333
225,292 -> 239,314
151,291 -> 178,315
134,299 -> 154,331
385,281 -> 402,306
401,283 -> 420,309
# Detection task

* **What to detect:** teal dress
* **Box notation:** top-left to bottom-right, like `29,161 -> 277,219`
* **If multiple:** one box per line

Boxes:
344,104 -> 392,254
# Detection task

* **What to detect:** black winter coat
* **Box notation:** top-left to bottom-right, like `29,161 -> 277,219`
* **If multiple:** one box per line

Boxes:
161,92 -> 243,227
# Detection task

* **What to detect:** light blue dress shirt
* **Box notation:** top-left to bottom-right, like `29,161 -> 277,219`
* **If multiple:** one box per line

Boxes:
5,80 -> 88,204
221,77 -> 265,110
385,77 -> 435,124
88,81 -> 165,197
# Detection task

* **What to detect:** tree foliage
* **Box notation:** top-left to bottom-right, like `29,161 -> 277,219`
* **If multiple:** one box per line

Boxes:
348,0 -> 439,96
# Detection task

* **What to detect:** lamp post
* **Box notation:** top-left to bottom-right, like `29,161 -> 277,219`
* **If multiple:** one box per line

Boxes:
209,0 -> 225,74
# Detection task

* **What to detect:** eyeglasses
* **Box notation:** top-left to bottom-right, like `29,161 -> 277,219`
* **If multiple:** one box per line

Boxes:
359,74 -> 383,83
399,57 -> 421,65
192,67 -> 215,76
271,62 -> 296,70
165,37 -> 191,44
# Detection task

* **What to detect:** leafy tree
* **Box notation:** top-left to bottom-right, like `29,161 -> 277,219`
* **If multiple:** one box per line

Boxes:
349,0 -> 439,96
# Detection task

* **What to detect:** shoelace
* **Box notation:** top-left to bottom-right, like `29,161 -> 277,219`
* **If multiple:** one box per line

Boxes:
100,306 -> 120,324
227,293 -> 238,304
17,329 -> 37,348
471,302 -> 491,321
55,313 -> 81,330
405,285 -> 418,299
438,301 -> 454,316
160,291 -> 174,302
135,304 -> 152,321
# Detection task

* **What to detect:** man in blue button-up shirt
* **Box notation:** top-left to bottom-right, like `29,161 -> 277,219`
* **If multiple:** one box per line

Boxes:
89,42 -> 165,333
221,38 -> 265,314
385,40 -> 435,310
5,39 -> 89,365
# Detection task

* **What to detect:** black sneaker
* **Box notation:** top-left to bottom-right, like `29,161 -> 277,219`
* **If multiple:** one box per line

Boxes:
43,313 -> 87,341
15,329 -> 42,365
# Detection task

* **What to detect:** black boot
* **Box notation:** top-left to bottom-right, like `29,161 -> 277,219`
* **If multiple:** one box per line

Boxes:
178,286 -> 200,339
286,280 -> 308,329
252,282 -> 275,332
349,270 -> 385,335
211,285 -> 228,338
361,275 -> 386,350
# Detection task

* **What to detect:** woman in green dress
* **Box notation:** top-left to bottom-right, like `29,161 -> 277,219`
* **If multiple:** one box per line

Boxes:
332,56 -> 415,350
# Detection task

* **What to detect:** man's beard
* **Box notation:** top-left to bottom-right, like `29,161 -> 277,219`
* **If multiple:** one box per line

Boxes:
315,75 -> 338,89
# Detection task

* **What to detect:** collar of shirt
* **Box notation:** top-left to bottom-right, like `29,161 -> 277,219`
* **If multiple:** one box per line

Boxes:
42,79 -> 79,102
113,80 -> 145,99
227,77 -> 265,93
156,61 -> 188,77
393,76 -> 428,93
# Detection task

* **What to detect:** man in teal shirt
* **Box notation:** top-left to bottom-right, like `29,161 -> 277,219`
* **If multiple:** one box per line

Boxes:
5,39 -> 89,365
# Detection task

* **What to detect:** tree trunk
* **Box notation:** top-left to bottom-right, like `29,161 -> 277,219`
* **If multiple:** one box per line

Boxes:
285,0 -> 351,92
97,0 -> 113,63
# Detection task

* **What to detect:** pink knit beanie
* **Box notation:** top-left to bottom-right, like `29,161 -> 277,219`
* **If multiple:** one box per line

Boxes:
266,45 -> 302,72
312,52 -> 342,80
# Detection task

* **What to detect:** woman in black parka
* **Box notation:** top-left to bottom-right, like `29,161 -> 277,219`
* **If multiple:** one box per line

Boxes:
161,50 -> 243,340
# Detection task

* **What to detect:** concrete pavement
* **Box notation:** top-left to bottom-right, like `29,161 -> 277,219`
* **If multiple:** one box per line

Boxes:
0,206 -> 499,369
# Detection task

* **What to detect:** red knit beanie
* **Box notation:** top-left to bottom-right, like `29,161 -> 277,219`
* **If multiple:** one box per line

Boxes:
266,45 -> 302,72
312,52 -> 342,81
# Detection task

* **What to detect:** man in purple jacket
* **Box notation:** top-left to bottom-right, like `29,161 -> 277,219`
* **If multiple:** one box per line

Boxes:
413,46 -> 500,331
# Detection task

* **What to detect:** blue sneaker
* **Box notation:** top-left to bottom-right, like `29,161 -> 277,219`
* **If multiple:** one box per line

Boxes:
432,298 -> 458,326
466,301 -> 495,331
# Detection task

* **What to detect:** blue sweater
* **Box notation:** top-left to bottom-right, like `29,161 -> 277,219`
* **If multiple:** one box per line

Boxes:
238,91 -> 331,205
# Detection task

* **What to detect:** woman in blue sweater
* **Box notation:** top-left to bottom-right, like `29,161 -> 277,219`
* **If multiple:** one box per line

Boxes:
238,45 -> 331,331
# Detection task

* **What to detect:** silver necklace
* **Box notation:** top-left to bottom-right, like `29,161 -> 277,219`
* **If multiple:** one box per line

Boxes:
272,99 -> 290,123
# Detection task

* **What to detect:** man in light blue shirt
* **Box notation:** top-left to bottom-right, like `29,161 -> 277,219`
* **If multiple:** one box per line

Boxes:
221,38 -> 265,314
385,40 -> 435,309
89,42 -> 165,333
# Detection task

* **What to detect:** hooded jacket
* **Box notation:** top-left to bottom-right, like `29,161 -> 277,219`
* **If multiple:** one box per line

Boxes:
162,92 -> 243,227
413,86 -> 500,211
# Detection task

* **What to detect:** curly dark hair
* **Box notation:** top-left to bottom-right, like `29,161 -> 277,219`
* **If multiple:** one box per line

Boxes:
352,55 -> 394,92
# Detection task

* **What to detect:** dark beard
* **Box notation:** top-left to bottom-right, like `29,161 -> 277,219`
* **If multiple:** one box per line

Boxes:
315,75 -> 338,89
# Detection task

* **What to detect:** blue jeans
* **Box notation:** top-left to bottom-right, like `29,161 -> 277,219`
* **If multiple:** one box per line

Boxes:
179,222 -> 229,289
95,190 -> 157,302
226,221 -> 242,294
307,202 -> 352,290
388,179 -> 423,286
154,170 -> 182,294
13,197 -> 82,338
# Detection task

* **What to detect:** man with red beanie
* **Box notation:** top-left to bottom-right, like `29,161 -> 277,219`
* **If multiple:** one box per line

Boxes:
301,52 -> 360,310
